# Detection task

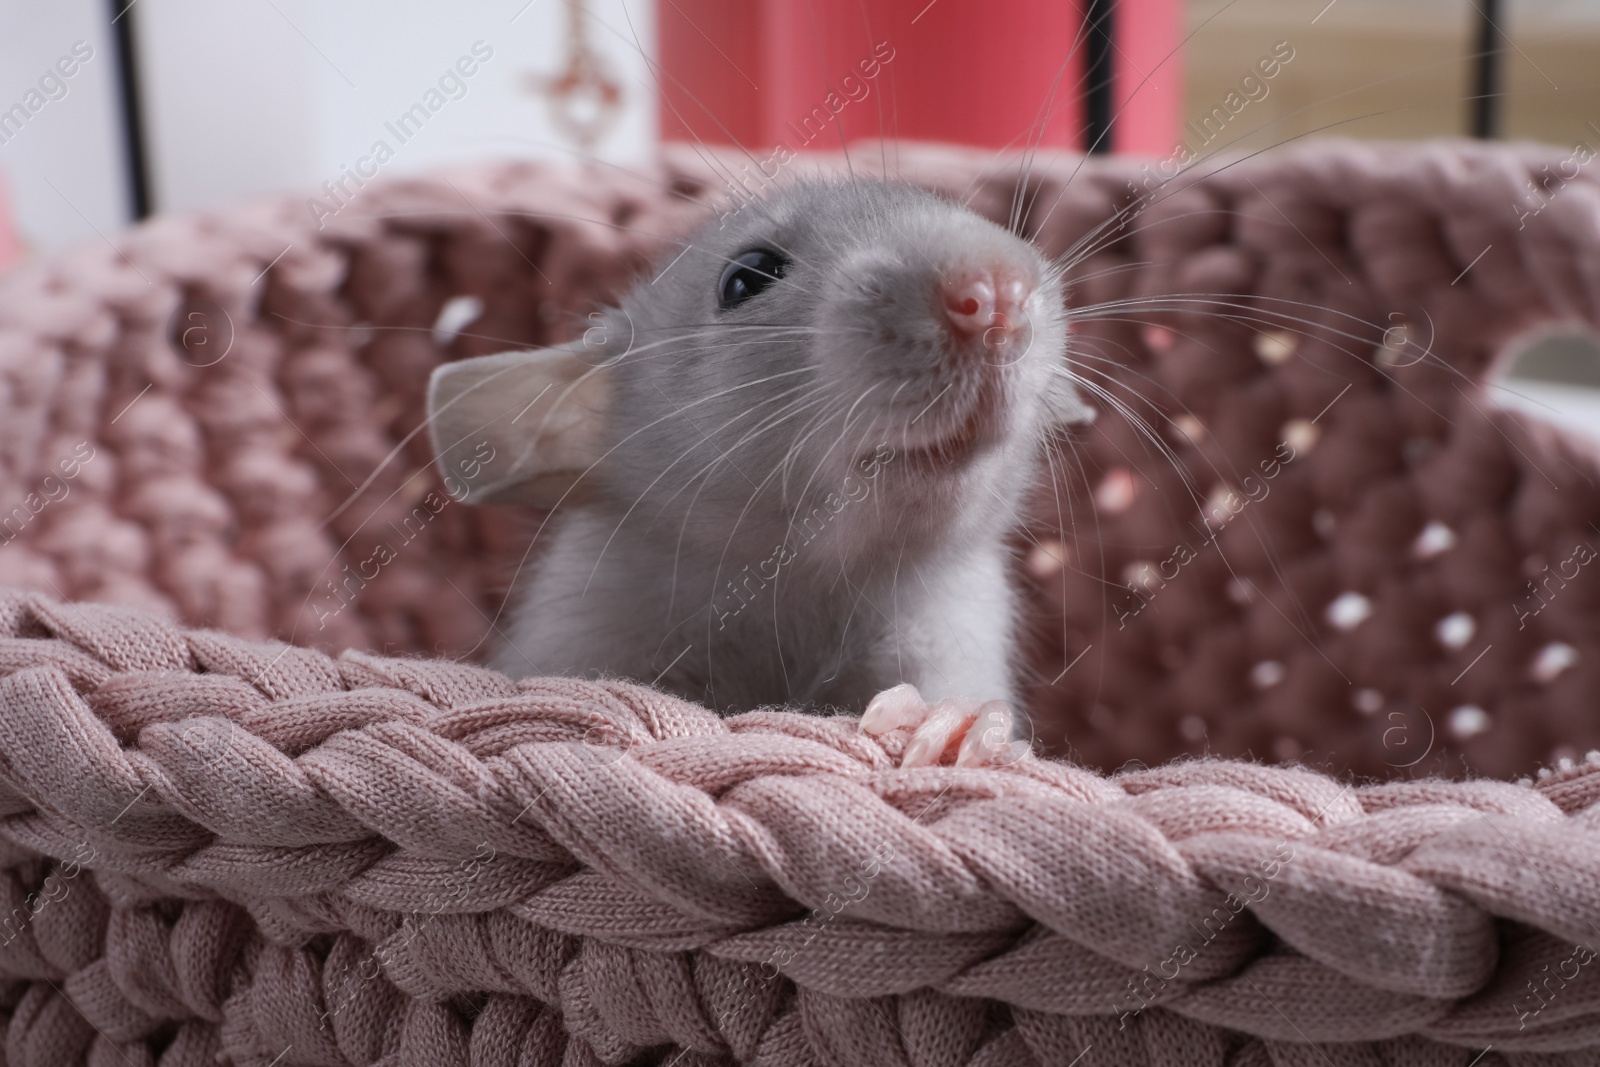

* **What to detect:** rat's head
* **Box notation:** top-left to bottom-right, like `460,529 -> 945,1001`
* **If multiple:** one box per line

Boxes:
427,178 -> 1093,555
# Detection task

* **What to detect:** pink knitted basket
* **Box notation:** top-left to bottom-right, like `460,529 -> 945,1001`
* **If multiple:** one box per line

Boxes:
0,142 -> 1597,1065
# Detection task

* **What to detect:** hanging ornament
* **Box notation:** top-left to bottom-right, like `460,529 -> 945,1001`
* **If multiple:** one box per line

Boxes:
527,0 -> 625,153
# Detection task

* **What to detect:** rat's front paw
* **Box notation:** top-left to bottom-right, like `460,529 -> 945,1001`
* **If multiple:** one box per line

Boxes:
859,683 -> 1030,768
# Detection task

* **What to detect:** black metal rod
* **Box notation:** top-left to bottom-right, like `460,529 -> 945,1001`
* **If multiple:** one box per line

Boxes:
1472,0 -> 1504,139
1085,0 -> 1116,153
108,0 -> 152,218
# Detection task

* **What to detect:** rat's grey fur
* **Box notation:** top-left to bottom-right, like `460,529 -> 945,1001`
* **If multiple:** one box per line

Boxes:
493,179 -> 1084,714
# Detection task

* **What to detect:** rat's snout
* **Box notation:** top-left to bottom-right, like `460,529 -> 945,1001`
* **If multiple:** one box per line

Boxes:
939,267 -> 1033,346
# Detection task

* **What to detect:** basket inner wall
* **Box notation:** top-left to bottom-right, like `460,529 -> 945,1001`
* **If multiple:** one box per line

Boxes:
0,143 -> 1596,783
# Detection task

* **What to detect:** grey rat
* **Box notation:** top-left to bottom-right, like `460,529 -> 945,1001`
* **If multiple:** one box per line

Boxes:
428,177 -> 1093,765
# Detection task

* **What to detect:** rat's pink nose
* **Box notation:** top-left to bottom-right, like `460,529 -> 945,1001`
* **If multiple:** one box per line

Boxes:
940,269 -> 1032,343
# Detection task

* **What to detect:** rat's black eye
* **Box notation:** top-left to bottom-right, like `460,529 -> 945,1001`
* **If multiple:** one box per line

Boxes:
718,249 -> 788,310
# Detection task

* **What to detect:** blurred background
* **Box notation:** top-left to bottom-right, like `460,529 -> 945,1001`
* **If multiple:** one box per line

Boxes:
1,0 -> 1598,409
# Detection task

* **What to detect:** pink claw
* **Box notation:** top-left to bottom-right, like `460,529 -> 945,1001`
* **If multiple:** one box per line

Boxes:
901,697 -> 981,768
860,682 -> 926,735
956,700 -> 1029,767
861,686 -> 1032,769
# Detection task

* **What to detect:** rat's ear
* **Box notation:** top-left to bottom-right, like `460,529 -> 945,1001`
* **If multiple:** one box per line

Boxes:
427,342 -> 613,507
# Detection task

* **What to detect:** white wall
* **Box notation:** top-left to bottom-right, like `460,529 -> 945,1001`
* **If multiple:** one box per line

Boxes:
136,0 -> 659,216
0,0 -> 658,261
0,0 -> 132,258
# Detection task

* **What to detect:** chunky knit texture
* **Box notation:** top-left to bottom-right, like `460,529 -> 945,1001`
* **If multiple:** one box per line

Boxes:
2,141 -> 1598,781
0,591 -> 1596,1065
0,142 -> 1597,1063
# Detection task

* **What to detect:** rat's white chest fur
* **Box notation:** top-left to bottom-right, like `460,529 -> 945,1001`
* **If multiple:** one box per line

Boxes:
492,506 -> 1018,714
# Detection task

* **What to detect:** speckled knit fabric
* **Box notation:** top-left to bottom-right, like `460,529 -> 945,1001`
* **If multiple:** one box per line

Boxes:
0,141 -> 1596,1064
